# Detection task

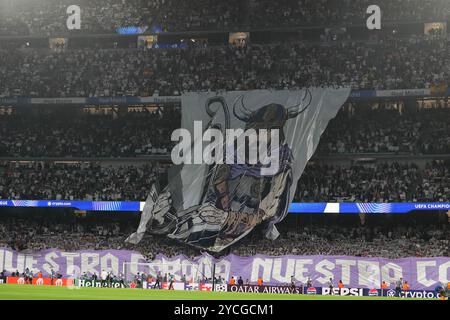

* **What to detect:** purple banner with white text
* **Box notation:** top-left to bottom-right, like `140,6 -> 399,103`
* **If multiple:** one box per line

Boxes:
0,248 -> 448,290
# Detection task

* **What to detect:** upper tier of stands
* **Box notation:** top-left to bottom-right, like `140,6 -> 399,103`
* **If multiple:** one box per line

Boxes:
0,0 -> 449,36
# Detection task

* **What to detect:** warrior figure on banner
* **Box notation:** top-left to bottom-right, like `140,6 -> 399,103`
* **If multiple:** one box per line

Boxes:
127,90 -> 313,252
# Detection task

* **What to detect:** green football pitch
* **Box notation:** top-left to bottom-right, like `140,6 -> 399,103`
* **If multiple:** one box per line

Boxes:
0,284 -> 421,300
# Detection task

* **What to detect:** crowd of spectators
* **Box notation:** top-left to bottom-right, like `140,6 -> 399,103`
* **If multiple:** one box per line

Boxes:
318,107 -> 450,155
296,160 -> 450,202
0,36 -> 448,97
0,108 -> 180,157
0,0 -> 449,36
0,159 -> 448,202
249,0 -> 450,28
1,106 -> 448,158
0,0 -> 448,268
0,214 -> 200,258
1,213 -> 448,259
0,0 -> 244,36
0,161 -> 168,201
0,215 -> 135,252
234,222 -> 449,259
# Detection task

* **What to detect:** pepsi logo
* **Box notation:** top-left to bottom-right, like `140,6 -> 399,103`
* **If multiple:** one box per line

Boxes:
368,289 -> 379,296
307,287 -> 317,295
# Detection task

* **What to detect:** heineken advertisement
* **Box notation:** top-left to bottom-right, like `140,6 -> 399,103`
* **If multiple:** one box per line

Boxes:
0,248 -> 448,291
76,279 -> 125,288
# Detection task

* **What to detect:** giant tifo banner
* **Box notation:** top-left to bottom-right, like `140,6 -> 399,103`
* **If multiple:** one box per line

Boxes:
0,249 -> 448,291
127,89 -> 351,252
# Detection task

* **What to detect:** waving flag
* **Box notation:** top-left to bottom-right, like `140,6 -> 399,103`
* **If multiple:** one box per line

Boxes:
127,88 -> 350,252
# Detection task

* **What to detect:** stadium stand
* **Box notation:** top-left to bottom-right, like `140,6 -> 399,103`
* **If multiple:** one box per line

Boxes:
0,0 -> 449,35
0,160 -> 448,202
0,108 -> 180,157
0,161 -> 165,201
0,0 -> 245,35
0,210 -> 447,259
296,160 -> 450,202
0,36 -> 448,97
0,105 -> 449,158
0,0 -> 448,297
